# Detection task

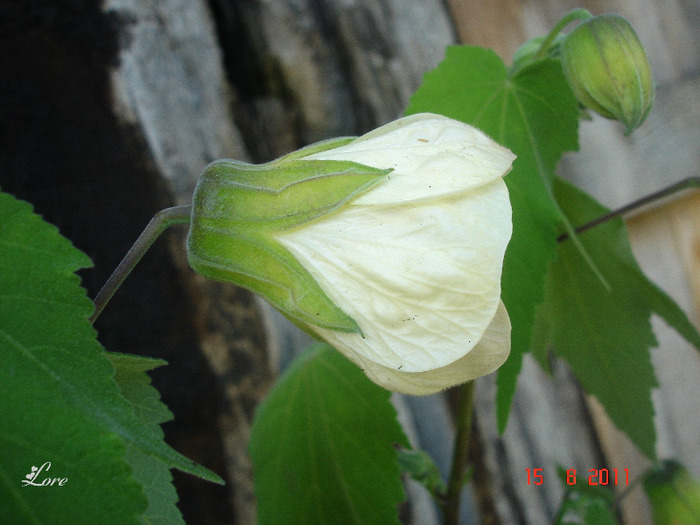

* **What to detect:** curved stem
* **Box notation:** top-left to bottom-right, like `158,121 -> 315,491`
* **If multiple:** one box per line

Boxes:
533,8 -> 593,61
443,380 -> 476,525
90,205 -> 192,324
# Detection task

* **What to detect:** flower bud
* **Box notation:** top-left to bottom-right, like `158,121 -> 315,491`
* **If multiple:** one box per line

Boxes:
187,139 -> 391,334
560,14 -> 654,133
188,113 -> 515,394
644,460 -> 700,524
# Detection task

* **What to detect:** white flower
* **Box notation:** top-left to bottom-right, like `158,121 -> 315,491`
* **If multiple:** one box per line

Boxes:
275,113 -> 514,394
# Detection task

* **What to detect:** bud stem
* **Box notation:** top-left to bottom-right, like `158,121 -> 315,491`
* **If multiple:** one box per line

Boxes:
90,178 -> 698,323
90,205 -> 192,323
533,8 -> 594,61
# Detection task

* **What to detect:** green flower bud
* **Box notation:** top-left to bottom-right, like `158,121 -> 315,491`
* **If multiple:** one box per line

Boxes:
187,139 -> 391,334
644,460 -> 700,525
560,14 -> 654,133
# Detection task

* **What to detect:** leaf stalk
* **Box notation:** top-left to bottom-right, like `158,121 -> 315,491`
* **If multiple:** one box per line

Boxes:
558,176 -> 700,243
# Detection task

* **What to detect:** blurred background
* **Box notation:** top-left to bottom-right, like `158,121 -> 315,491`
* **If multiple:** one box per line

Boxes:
1,1 -> 699,523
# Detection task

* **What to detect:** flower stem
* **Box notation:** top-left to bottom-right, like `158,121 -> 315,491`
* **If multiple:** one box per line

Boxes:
89,205 -> 192,323
533,8 -> 593,61
558,176 -> 700,242
443,380 -> 476,525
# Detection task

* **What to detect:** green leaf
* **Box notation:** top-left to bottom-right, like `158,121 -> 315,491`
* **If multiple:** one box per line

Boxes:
250,343 -> 409,525
536,178 -> 700,459
406,46 -> 580,429
107,353 -> 185,525
397,447 -> 447,501
0,191 -> 219,524
0,191 -> 144,524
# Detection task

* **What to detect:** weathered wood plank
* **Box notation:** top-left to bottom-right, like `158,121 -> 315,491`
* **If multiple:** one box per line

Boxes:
210,0 -> 456,160
13,1 -> 696,523
105,0 -> 249,197
564,69 -> 700,525
447,2 -> 700,524
104,1 -> 272,522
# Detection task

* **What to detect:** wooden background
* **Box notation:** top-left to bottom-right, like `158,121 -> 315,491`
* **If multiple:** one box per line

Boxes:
2,0 -> 699,523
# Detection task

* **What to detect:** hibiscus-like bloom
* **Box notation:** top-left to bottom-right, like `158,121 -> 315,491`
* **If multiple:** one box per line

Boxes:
188,113 -> 514,394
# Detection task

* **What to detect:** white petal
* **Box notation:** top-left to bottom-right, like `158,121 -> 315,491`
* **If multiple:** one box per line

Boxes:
306,113 -> 516,204
276,177 -> 512,372
340,301 -> 511,395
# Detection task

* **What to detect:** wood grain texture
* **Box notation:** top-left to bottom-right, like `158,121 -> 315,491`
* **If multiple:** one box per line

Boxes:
115,1 -> 699,522
8,0 -> 696,523
104,1 -> 271,522
448,2 -> 700,524
209,0 -> 456,159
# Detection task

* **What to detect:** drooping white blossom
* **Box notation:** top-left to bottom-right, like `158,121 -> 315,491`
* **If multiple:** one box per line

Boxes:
274,113 -> 515,394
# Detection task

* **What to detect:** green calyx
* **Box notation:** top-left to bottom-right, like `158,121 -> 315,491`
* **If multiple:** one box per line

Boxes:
186,138 -> 391,334
560,14 -> 654,133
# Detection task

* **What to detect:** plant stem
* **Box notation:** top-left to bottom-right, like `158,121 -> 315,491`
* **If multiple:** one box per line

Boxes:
90,205 -> 192,323
533,8 -> 593,61
443,380 -> 476,525
557,176 -> 700,242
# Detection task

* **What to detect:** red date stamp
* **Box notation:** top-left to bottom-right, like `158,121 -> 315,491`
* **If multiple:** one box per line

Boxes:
526,468 -> 629,486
